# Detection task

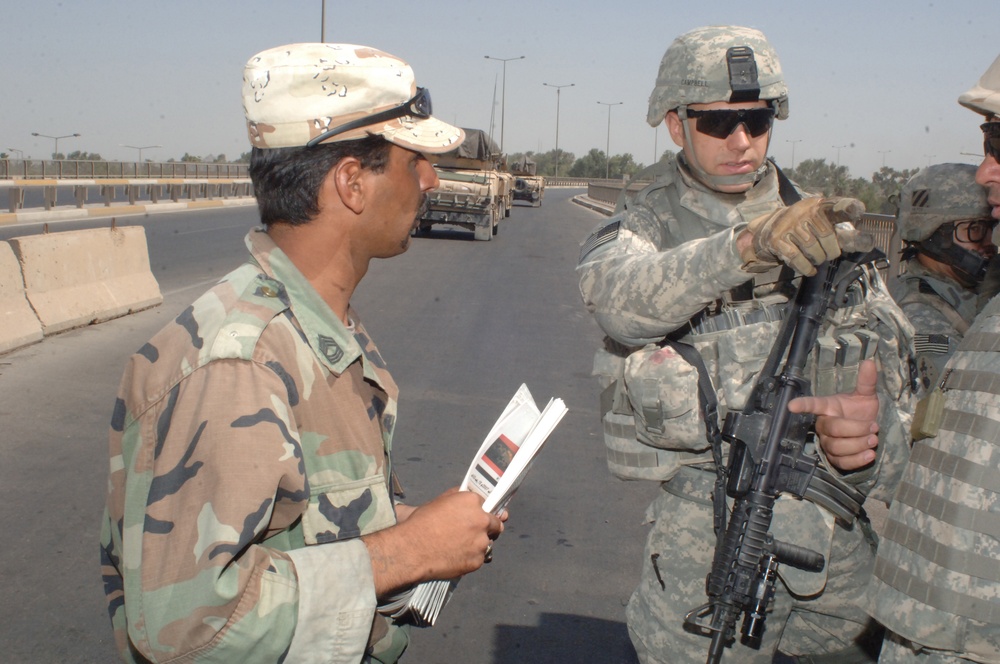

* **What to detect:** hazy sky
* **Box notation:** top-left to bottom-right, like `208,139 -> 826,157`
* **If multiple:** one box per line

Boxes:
3,0 -> 997,178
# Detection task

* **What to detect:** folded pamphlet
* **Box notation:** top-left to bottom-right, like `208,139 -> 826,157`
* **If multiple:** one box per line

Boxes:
386,384 -> 566,626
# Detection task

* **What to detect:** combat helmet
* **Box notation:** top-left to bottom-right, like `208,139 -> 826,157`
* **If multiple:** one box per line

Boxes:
958,54 -> 1000,119
898,163 -> 995,285
647,25 -> 788,189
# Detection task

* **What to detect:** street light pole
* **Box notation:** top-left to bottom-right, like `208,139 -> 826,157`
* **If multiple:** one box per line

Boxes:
484,55 -> 525,153
320,0 -> 326,42
121,144 -> 162,162
543,82 -> 573,177
32,132 -> 80,159
597,101 -> 623,179
786,139 -> 802,169
7,148 -> 24,159
832,144 -> 848,170
878,150 -> 891,168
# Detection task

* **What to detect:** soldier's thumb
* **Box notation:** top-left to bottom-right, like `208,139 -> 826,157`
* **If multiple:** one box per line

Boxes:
853,359 -> 878,398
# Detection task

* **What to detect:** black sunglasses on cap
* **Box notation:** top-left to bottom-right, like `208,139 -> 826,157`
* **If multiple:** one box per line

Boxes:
306,87 -> 433,147
686,108 -> 775,139
982,122 -> 1000,162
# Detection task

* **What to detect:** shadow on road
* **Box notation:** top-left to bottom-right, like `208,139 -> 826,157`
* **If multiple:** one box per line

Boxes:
493,612 -> 639,664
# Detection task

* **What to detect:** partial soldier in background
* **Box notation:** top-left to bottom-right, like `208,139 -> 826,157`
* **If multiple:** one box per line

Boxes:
892,163 -> 997,392
577,25 -> 915,663
868,54 -> 1000,664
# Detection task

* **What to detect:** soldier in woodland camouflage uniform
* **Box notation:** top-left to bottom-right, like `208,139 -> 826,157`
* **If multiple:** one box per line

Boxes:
892,163 -> 996,392
577,26 -> 915,663
868,54 -> 1000,664
100,43 -> 503,664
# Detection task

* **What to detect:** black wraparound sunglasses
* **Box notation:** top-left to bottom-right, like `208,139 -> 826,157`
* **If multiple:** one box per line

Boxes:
982,122 -> 1000,162
685,108 -> 775,139
306,87 -> 432,147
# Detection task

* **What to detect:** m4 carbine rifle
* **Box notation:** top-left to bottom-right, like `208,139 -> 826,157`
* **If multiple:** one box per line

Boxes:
683,256 -> 870,664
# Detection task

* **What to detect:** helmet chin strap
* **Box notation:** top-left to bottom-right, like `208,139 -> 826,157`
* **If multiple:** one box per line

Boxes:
919,241 -> 991,287
676,106 -> 769,191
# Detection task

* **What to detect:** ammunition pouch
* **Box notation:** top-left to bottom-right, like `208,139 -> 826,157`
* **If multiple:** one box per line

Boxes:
623,343 -> 706,448
597,346 -> 712,481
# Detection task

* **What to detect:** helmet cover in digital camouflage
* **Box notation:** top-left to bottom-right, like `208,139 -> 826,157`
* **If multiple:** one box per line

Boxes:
646,25 -> 789,127
243,43 -> 464,152
958,54 -> 1000,119
897,163 -> 991,242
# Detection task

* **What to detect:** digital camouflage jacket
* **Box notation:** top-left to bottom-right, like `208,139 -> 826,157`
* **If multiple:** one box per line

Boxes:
101,229 -> 407,663
870,293 -> 1000,663
578,157 -> 914,503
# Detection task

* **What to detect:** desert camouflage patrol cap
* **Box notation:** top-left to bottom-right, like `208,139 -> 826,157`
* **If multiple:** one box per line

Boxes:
646,25 -> 789,127
243,43 -> 464,152
897,163 -> 991,242
959,53 -> 1000,118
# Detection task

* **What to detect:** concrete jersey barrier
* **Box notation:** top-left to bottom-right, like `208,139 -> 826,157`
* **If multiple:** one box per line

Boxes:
8,226 -> 162,335
0,242 -> 44,353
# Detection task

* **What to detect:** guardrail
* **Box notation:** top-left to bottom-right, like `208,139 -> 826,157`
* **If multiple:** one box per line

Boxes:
1,158 -> 248,179
545,177 -> 592,188
0,178 -> 253,213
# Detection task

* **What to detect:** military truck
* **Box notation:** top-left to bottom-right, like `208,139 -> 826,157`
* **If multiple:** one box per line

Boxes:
415,128 -> 510,241
510,156 -> 545,207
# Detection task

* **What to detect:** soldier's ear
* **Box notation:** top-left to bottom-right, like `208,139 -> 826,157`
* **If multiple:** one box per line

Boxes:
665,111 -> 685,148
332,157 -> 366,215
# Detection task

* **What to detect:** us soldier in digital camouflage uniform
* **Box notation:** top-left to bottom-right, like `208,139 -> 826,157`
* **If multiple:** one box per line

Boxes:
892,163 -> 997,392
867,53 -> 1000,664
100,43 -> 505,664
576,26 -> 916,663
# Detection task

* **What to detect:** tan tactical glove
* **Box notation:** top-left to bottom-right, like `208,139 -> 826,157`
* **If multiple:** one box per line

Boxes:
740,197 -> 868,276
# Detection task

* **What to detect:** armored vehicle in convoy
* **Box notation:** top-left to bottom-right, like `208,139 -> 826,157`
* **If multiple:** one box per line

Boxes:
415,129 -> 511,241
510,156 -> 545,207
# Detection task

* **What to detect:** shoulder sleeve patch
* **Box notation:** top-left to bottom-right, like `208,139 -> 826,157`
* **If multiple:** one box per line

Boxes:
913,333 -> 952,355
579,219 -> 621,264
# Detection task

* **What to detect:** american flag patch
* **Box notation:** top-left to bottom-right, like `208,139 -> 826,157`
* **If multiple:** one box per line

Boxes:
914,333 -> 950,355
579,220 -> 621,262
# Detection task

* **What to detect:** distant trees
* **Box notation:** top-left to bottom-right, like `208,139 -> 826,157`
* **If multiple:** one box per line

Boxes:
785,159 -> 919,214
567,149 -> 608,178
507,149 -> 576,177
64,150 -> 104,161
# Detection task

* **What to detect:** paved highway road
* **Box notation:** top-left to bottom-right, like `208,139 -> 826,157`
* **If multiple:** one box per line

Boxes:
0,189 -> 658,663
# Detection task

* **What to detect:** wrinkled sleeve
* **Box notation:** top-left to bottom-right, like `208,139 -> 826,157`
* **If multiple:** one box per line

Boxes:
577,201 -> 752,346
110,359 -> 376,663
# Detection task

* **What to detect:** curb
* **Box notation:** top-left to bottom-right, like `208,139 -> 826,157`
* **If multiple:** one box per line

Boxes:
572,194 -> 614,216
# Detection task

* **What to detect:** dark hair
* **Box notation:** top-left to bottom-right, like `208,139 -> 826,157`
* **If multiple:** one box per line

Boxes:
249,136 -> 392,226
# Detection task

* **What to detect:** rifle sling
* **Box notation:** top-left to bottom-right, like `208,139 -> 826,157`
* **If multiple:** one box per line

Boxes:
661,338 -> 726,538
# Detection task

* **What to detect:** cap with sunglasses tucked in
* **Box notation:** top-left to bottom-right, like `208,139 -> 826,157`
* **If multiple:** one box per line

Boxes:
959,53 -> 1000,119
242,43 -> 464,153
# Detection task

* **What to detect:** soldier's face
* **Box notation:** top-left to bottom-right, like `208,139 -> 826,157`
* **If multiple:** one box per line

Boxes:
667,100 -> 771,194
365,144 -> 439,256
977,118 -> 1000,221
